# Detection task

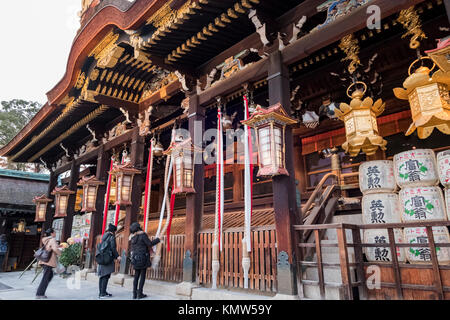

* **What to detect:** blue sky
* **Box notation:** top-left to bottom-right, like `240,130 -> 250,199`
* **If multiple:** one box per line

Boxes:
0,1 -> 81,104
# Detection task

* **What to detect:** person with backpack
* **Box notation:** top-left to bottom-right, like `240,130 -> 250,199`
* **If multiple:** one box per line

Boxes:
0,234 -> 8,272
129,222 -> 160,299
35,228 -> 61,299
96,223 -> 120,299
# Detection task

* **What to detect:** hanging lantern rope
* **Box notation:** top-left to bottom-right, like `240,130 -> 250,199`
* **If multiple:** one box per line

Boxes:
143,139 -> 155,233
101,157 -> 114,235
113,151 -> 126,226
152,125 -> 177,269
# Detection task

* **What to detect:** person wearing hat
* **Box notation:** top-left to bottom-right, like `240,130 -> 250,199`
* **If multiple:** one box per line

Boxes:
36,228 -> 62,299
97,223 -> 121,299
129,222 -> 160,299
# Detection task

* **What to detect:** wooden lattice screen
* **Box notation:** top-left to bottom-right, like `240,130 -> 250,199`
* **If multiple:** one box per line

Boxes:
197,228 -> 278,292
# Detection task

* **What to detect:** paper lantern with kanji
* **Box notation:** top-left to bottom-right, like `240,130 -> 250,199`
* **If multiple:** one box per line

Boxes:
164,138 -> 199,194
241,103 -> 297,177
51,186 -> 75,218
78,176 -> 104,212
393,56 -> 450,139
110,163 -> 141,206
32,195 -> 52,222
335,82 -> 387,157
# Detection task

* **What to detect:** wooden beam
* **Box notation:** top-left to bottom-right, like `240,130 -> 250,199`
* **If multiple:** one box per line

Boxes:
121,127 -> 144,272
94,94 -> 140,114
88,145 -> 110,253
198,57 -> 269,106
282,0 -> 426,66
268,50 -> 299,296
42,172 -> 58,235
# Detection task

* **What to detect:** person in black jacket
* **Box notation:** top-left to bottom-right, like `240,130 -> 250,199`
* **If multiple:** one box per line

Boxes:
97,224 -> 120,299
129,222 -> 160,299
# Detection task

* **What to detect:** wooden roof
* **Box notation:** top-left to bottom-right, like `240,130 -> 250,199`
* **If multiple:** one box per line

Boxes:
1,0 -> 441,167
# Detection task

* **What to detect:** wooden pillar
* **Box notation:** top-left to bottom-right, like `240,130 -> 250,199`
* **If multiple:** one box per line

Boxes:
42,171 -> 58,234
268,50 -> 299,296
88,146 -> 109,250
61,161 -> 80,242
445,0 -> 450,24
120,127 -> 145,274
293,141 -> 306,206
183,93 -> 205,282
367,148 -> 386,161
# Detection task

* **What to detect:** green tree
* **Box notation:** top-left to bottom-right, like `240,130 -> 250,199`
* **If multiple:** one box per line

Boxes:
0,100 -> 42,171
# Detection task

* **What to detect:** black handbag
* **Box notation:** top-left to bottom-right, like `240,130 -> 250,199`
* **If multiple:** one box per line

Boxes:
34,240 -> 52,263
130,251 -> 149,269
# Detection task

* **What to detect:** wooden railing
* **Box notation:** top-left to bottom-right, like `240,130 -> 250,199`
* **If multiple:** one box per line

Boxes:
302,172 -> 338,217
197,227 -> 278,292
294,221 -> 450,300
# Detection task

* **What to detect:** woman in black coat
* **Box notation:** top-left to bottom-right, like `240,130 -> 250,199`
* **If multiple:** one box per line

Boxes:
129,222 -> 160,299
97,224 -> 120,299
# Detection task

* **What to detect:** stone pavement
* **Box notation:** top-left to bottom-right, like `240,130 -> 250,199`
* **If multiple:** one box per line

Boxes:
0,270 -> 177,300
0,270 -> 297,300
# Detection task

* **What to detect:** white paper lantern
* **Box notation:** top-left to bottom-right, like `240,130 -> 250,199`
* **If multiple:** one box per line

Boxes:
437,150 -> 450,188
399,187 -> 447,222
362,193 -> 401,224
364,229 -> 406,263
394,149 -> 438,188
359,160 -> 397,194
404,227 -> 450,265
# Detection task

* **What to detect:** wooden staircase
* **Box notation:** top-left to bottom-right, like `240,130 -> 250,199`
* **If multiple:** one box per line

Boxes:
295,172 -> 360,300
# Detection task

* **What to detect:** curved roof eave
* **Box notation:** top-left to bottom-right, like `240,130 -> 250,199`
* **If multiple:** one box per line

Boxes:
46,0 -> 165,105
0,0 -> 166,158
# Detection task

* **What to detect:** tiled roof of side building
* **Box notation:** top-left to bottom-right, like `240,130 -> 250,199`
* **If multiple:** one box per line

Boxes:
0,169 -> 50,182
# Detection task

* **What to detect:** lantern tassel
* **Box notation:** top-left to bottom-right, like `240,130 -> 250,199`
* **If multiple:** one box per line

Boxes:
166,192 -> 176,252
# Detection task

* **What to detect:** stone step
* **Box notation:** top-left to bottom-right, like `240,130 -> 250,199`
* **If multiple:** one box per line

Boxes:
302,282 -> 345,300
302,265 -> 358,283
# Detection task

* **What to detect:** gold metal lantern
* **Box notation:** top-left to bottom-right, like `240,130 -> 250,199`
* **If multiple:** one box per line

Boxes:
164,138 -> 198,195
110,163 -> 141,206
335,82 -> 387,157
78,176 -> 104,212
393,56 -> 450,139
33,195 -> 52,222
51,186 -> 75,218
241,103 -> 297,177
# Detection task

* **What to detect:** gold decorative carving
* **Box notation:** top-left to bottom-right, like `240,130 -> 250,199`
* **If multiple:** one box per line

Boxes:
397,6 -> 427,49
90,32 -> 119,60
138,106 -> 153,136
339,34 -> 361,74
75,72 -> 86,89
90,68 -> 100,81
147,0 -> 193,30
97,46 -> 125,69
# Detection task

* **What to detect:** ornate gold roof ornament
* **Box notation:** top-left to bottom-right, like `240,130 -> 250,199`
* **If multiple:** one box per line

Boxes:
397,6 -> 427,50
339,34 -> 361,74
335,82 -> 387,156
393,57 -> 450,139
